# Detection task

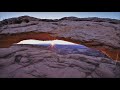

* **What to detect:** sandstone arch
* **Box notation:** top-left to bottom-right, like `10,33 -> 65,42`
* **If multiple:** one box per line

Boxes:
0,16 -> 120,61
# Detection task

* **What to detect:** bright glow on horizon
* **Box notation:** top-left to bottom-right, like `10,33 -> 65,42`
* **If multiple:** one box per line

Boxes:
17,39 -> 78,45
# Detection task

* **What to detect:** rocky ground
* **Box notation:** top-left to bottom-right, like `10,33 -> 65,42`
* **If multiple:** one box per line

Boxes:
0,44 -> 120,78
0,16 -> 120,78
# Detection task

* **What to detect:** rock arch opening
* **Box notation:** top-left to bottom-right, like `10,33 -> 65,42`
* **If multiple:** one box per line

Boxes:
0,31 -> 119,61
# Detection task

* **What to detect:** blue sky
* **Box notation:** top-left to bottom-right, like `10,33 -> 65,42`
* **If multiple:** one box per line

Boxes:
0,12 -> 120,21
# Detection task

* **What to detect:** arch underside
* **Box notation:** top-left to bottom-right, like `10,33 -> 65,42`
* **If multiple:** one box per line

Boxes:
0,31 -> 120,61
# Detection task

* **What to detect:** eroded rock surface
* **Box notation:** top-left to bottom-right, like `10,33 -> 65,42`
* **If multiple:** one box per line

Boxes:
0,16 -> 120,78
0,16 -> 120,60
0,16 -> 120,49
0,44 -> 120,78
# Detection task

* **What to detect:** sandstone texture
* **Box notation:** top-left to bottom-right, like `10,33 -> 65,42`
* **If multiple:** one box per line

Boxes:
0,44 -> 120,78
0,16 -> 120,78
0,16 -> 120,49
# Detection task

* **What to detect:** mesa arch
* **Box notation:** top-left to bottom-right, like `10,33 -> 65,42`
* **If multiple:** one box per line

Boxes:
0,16 -> 120,61
0,31 -> 117,49
1,16 -> 120,78
0,31 -> 120,61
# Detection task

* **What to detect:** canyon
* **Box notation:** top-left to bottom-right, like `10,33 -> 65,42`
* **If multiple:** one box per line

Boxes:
0,16 -> 120,78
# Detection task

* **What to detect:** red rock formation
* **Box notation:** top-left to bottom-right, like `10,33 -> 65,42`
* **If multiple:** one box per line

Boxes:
0,16 -> 120,78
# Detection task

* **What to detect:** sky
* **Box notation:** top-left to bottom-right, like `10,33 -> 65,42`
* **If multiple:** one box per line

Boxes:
0,12 -> 120,21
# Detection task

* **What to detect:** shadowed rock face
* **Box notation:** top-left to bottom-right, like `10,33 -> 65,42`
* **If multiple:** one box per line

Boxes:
0,16 -> 120,78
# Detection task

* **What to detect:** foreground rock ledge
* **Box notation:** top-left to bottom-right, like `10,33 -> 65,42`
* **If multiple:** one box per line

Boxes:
0,45 -> 120,78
